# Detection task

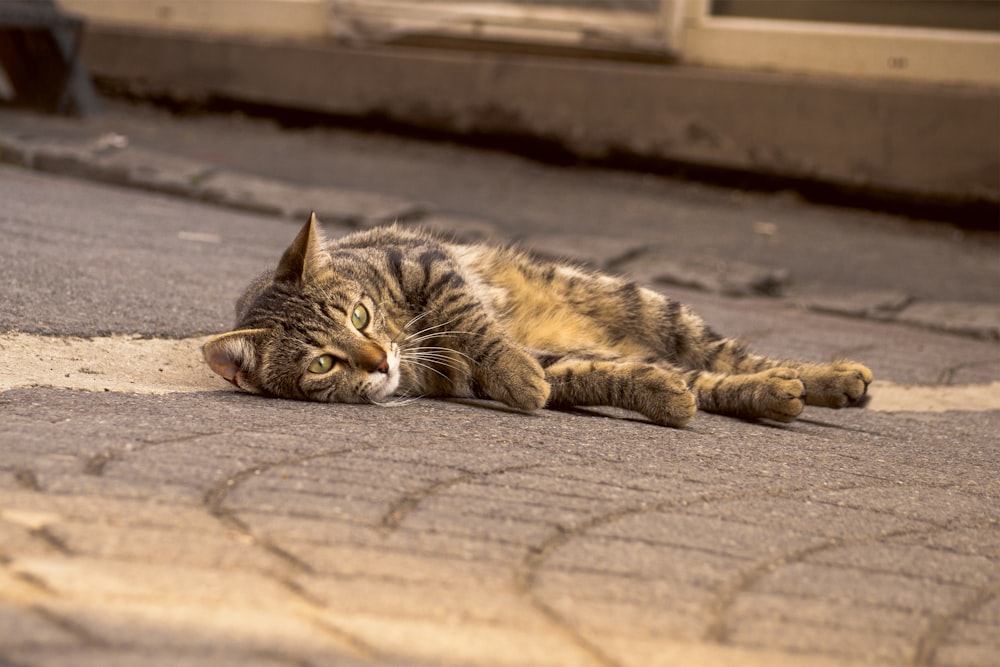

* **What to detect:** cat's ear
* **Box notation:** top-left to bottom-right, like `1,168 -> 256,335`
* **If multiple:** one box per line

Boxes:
274,212 -> 329,284
202,329 -> 267,388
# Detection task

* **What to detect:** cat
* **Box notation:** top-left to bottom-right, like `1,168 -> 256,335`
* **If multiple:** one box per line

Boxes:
203,213 -> 872,427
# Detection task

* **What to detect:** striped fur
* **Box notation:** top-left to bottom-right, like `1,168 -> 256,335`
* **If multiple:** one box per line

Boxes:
203,215 -> 872,427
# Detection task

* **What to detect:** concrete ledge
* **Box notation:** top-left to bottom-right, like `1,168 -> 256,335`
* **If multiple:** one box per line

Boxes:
77,26 -> 999,205
0,130 -> 423,226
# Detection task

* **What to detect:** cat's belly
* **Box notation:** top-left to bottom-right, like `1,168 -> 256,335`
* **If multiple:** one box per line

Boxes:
484,263 -> 641,356
465,247 -> 649,357
504,307 -> 606,353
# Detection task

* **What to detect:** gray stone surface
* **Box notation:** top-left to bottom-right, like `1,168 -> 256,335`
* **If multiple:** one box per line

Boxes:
797,290 -> 913,319
520,233 -> 648,268
0,166 -> 301,336
895,301 -> 1000,342
412,213 -> 501,242
620,250 -> 791,296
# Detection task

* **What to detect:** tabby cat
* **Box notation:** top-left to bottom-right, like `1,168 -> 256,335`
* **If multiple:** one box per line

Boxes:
203,214 -> 872,427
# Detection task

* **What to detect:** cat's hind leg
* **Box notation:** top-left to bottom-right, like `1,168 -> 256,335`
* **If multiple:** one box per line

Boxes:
542,354 -> 697,427
685,367 -> 806,422
684,336 -> 873,413
792,361 -> 873,408
643,289 -> 872,413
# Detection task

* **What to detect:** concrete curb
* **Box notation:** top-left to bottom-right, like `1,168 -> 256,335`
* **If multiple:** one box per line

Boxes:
0,130 -> 425,227
791,292 -> 1000,342
2,129 -> 998,342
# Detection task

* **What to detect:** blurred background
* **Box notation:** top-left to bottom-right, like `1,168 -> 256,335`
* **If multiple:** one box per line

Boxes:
2,0 -> 999,223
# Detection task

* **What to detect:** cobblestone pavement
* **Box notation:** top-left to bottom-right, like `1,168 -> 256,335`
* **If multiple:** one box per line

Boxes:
3,388 -> 997,667
1,104 -> 998,667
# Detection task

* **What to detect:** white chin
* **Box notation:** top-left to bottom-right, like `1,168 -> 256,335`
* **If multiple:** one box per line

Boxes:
367,368 -> 400,403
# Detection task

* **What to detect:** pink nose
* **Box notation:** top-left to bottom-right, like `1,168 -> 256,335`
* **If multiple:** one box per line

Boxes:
357,345 -> 389,374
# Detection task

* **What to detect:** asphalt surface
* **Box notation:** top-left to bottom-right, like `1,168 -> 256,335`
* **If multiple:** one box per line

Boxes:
0,102 -> 998,667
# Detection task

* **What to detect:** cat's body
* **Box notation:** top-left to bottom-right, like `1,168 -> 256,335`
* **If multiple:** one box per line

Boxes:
203,215 -> 872,427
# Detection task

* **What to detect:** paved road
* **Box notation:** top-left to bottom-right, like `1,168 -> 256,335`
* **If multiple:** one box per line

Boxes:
1,105 -> 998,667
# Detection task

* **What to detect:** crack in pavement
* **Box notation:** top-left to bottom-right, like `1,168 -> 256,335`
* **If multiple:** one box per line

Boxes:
25,526 -> 73,556
913,582 -> 1000,667
701,524 -> 944,643
506,478 -> 995,666
200,448 -> 382,661
377,463 -> 544,534
1,555 -> 111,656
83,431 -> 224,477
511,484 -> 837,667
936,357 -> 1000,385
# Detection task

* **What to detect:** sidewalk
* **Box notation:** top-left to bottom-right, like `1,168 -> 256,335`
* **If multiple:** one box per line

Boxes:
0,102 -> 998,667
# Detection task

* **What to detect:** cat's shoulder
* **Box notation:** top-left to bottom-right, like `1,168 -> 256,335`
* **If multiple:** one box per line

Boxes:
326,223 -> 535,275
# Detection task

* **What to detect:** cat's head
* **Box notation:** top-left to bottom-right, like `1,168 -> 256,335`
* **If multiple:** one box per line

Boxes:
202,214 -> 401,403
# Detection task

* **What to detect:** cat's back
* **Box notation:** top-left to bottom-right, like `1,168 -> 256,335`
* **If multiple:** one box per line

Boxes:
325,224 -> 513,282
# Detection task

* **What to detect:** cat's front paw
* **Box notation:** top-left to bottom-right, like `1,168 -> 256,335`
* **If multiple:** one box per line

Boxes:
802,361 -> 873,408
478,349 -> 551,412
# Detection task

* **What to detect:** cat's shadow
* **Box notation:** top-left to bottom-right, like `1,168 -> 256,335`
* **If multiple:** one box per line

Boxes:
443,397 -> 553,418
444,399 -> 810,432
553,405 -> 880,435
227,392 -> 876,435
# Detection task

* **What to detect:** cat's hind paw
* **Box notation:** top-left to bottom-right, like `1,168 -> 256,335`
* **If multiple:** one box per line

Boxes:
801,362 -> 873,409
640,373 -> 697,428
692,367 -> 804,422
753,367 -> 807,423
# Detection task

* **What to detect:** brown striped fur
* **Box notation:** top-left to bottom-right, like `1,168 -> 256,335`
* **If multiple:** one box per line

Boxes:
203,215 -> 872,427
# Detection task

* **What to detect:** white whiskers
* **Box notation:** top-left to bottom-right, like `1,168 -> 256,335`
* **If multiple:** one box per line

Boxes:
370,392 -> 424,408
374,309 -> 482,407
400,355 -> 454,383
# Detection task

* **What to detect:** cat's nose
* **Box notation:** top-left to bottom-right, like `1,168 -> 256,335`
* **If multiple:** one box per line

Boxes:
357,344 -> 389,374
362,351 -> 389,374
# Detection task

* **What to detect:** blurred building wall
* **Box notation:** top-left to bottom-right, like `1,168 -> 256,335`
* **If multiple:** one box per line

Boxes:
56,0 -> 1000,205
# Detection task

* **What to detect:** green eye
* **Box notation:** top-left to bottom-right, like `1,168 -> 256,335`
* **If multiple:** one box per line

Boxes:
308,354 -> 335,374
351,303 -> 369,330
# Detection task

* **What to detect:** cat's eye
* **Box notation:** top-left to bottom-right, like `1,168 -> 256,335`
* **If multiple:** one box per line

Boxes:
351,303 -> 369,330
308,354 -> 335,374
